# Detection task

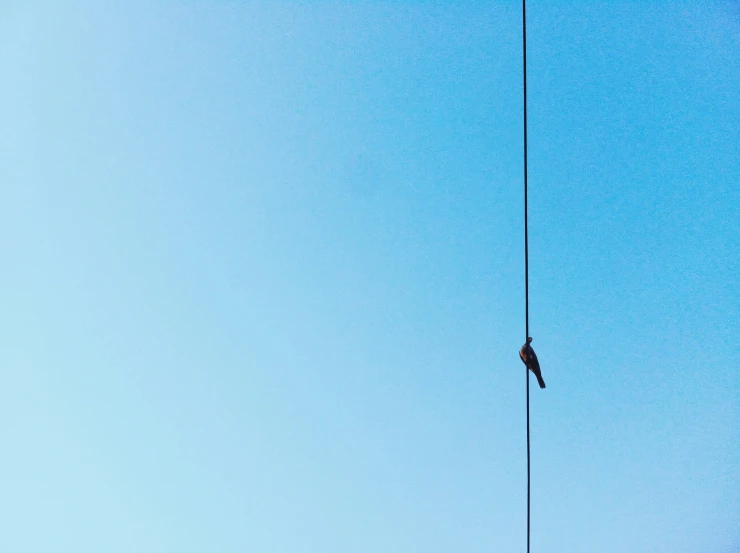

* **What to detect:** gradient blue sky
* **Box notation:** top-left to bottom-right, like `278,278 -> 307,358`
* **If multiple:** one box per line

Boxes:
1,1 -> 738,552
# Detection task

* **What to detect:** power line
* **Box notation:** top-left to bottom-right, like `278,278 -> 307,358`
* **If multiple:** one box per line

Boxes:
522,0 -> 531,552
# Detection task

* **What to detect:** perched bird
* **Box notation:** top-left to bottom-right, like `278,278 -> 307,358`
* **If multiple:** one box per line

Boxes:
519,337 -> 546,389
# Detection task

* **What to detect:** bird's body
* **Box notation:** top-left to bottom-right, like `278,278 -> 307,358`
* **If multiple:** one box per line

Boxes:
520,337 -> 546,389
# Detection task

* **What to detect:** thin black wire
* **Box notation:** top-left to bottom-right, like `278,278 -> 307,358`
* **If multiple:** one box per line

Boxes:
522,0 -> 530,552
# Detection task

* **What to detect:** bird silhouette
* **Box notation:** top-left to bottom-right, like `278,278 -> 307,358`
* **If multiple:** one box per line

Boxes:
519,337 -> 546,389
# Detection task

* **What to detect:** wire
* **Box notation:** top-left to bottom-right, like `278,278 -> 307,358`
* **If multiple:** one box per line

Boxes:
522,0 -> 531,552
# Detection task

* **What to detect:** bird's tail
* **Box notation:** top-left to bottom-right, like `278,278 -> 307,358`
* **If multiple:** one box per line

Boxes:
535,373 -> 546,389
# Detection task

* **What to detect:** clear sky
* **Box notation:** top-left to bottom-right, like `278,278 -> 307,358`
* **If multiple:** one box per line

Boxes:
1,1 -> 738,552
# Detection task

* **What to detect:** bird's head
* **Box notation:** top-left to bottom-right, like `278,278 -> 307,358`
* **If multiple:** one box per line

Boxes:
527,337 -> 533,343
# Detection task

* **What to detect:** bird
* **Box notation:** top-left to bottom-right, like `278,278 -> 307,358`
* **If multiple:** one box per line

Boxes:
519,337 -> 546,389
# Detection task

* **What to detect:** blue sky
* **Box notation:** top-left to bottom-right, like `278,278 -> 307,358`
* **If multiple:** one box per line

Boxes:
1,1 -> 738,551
